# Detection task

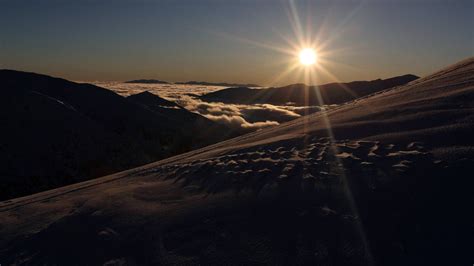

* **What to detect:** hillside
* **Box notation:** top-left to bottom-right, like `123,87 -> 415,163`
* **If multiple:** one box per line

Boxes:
0,71 -> 234,200
0,58 -> 473,265
200,74 -> 418,105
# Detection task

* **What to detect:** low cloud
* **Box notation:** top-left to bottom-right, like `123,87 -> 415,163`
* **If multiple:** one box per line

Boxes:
93,82 -> 324,131
183,98 -> 290,130
203,114 -> 279,130
189,101 -> 241,117
245,104 -> 300,117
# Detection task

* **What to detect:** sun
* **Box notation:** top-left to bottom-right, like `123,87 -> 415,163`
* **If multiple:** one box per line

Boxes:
299,48 -> 317,66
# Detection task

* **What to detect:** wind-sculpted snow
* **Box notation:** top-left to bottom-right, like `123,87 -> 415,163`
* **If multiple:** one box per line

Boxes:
135,137 -> 439,196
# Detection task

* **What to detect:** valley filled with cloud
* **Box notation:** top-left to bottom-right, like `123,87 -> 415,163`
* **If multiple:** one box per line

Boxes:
92,82 -> 324,130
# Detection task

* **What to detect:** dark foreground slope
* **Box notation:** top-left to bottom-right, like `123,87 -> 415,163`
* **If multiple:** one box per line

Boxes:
200,74 -> 418,105
0,58 -> 473,265
0,71 -> 235,200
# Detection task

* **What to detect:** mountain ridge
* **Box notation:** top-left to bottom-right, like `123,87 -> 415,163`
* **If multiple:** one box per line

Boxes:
200,74 -> 419,106
124,79 -> 169,84
176,80 -> 260,87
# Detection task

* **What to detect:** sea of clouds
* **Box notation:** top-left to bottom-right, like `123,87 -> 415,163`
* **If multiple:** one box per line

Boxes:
92,82 -> 323,130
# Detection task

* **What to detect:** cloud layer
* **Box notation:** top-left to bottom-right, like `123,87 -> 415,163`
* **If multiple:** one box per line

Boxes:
92,82 -> 322,130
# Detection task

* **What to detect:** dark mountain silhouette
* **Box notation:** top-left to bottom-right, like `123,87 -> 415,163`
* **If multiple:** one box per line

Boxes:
200,74 -> 419,105
0,70 -> 234,200
176,80 -> 260,87
124,79 -> 169,84
128,91 -> 180,108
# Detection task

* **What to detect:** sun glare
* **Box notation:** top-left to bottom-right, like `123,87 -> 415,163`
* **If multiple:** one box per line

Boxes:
299,48 -> 317,66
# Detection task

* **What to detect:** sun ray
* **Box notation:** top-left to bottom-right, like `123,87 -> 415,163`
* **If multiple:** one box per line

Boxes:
314,63 -> 377,114
205,1 -> 376,263
264,62 -> 301,88
283,2 -> 376,261
307,68 -> 375,266
316,1 -> 366,52
204,29 -> 295,55
287,0 -> 305,47
272,29 -> 303,54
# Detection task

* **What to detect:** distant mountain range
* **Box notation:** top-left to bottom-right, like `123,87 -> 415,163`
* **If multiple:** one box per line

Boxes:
175,81 -> 260,87
124,79 -> 169,84
124,79 -> 260,87
200,74 -> 419,106
0,70 -> 237,200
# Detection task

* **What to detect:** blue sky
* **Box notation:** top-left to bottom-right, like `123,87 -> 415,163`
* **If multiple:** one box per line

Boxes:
1,0 -> 473,85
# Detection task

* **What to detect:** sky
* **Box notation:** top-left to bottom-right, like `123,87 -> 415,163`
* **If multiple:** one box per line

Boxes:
1,0 -> 473,85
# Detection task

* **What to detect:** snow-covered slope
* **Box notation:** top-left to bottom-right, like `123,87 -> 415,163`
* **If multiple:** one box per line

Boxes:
1,58 -> 473,265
